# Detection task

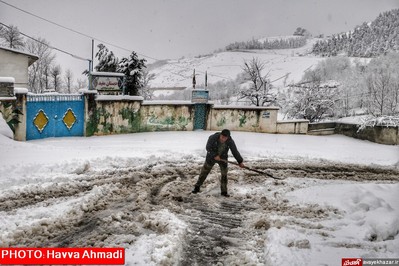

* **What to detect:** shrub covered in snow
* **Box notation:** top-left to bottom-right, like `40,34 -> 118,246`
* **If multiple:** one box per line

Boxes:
358,116 -> 399,131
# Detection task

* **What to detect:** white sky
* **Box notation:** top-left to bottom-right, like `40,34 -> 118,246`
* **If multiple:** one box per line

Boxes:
1,0 -> 399,80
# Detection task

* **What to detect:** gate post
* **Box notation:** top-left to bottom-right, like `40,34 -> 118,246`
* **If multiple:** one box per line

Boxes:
14,89 -> 28,141
82,90 -> 97,137
191,89 -> 209,131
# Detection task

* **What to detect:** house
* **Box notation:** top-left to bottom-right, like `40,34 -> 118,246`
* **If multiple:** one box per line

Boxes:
0,46 -> 39,89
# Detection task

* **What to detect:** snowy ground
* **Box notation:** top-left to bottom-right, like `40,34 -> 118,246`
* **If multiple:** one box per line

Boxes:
0,116 -> 399,265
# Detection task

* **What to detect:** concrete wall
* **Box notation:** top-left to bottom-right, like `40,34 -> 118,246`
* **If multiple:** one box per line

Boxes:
277,120 -> 309,134
3,92 -> 310,140
0,49 -> 31,88
85,95 -> 142,136
335,123 -> 398,145
309,122 -> 399,145
85,97 -> 195,136
140,102 -> 194,132
208,106 -> 279,133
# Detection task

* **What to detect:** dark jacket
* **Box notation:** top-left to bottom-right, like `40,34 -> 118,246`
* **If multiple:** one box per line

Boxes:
205,132 -> 243,165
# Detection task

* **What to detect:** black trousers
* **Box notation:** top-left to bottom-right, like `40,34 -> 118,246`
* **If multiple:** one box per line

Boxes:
195,161 -> 228,194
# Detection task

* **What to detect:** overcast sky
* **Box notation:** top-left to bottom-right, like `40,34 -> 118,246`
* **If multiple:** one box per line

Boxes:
1,0 -> 399,80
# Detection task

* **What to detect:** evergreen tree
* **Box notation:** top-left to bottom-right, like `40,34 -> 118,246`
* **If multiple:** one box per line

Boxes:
312,9 -> 399,57
117,51 -> 146,96
94,44 -> 118,72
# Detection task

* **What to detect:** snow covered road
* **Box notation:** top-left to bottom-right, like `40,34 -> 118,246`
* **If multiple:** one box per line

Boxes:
1,157 -> 398,265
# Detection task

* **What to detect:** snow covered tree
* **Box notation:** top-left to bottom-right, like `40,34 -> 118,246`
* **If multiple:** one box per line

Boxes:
293,27 -> 311,37
64,69 -> 74,93
208,79 -> 240,105
364,53 -> 399,116
94,44 -> 118,72
285,68 -> 340,122
77,78 -> 88,90
139,69 -> 155,100
312,9 -> 399,57
239,57 -> 273,106
50,65 -> 62,92
117,51 -> 146,96
0,24 -> 24,49
25,37 -> 56,93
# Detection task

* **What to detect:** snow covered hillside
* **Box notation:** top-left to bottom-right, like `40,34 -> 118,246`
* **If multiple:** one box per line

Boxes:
148,37 -> 323,89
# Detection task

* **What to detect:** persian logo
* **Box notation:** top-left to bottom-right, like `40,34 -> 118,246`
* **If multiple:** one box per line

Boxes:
342,258 -> 363,266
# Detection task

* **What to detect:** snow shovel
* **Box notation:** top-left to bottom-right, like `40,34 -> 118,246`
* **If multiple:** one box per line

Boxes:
222,160 -> 284,180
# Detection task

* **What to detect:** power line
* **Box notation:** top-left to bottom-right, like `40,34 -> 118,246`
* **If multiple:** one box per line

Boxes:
0,0 -> 156,61
0,21 -> 90,62
0,0 -> 235,82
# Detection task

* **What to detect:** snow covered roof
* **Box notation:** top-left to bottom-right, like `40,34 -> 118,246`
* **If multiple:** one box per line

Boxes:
90,71 -> 125,77
0,77 -> 15,83
96,95 -> 143,101
142,100 -> 193,105
212,105 -> 279,110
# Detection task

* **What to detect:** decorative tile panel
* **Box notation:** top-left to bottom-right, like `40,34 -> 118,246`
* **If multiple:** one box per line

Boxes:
33,110 -> 49,133
63,108 -> 77,130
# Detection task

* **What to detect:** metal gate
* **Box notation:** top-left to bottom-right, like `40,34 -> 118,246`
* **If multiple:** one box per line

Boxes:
26,94 -> 84,140
193,104 -> 207,130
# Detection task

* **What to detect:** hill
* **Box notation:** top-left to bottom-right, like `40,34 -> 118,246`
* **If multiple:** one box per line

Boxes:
147,37 -> 324,90
147,9 -> 399,91
312,9 -> 399,57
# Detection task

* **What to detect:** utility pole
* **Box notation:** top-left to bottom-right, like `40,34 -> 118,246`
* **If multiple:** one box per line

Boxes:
192,69 -> 196,89
91,39 -> 94,72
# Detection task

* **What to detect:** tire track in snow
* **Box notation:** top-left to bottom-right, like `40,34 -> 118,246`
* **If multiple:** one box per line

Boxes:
0,160 -> 397,263
179,196 -> 258,265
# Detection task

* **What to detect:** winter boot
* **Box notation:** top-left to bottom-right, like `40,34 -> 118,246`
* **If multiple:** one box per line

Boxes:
192,185 -> 200,194
221,192 -> 230,197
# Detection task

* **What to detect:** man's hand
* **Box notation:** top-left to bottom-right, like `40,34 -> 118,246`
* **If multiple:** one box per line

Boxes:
214,155 -> 221,161
239,162 -> 245,168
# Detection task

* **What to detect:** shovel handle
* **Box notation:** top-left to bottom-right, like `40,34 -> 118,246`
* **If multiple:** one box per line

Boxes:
220,159 -> 281,179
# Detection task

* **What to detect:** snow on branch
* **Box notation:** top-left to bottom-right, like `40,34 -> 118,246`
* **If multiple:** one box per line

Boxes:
358,116 -> 399,131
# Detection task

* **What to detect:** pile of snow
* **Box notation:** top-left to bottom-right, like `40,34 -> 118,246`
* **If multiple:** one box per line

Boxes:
0,115 -> 13,139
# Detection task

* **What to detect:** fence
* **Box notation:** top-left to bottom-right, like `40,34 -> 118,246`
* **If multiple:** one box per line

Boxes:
1,91 -> 309,141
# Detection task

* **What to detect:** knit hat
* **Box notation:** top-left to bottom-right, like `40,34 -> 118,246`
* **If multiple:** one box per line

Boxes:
221,129 -> 231,137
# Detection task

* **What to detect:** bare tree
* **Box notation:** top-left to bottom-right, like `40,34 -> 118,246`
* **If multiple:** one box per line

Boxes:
64,69 -> 74,93
364,53 -> 399,116
239,57 -> 273,106
0,24 -> 25,49
139,69 -> 156,100
25,37 -> 56,93
208,79 -> 240,105
50,65 -> 62,92
77,78 -> 88,90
